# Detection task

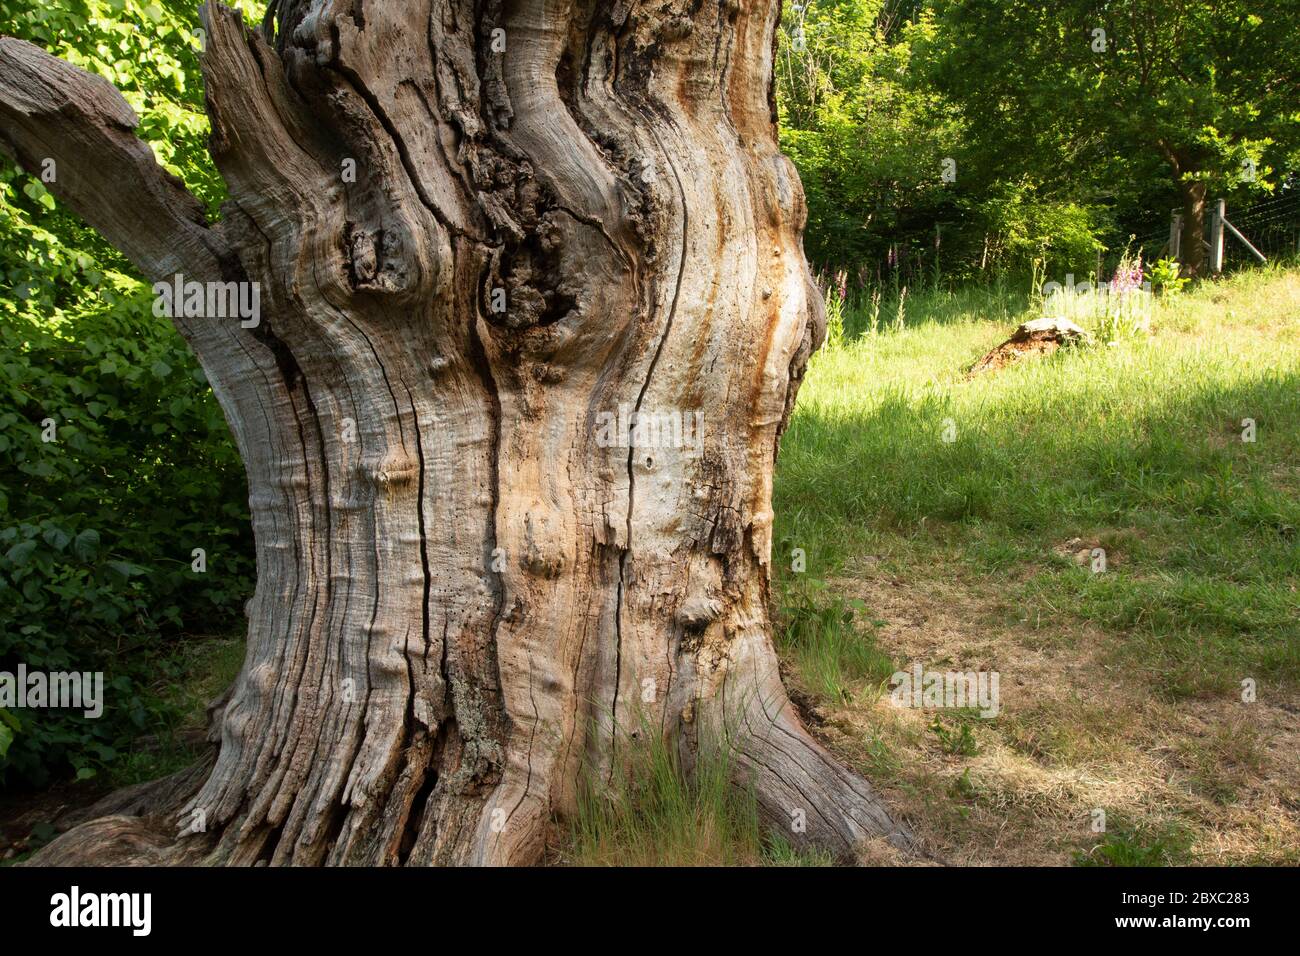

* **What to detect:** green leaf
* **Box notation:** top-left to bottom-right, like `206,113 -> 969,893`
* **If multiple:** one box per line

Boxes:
4,539 -> 37,565
73,528 -> 101,561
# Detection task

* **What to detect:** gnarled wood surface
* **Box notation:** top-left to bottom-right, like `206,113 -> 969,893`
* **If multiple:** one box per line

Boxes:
1,0 -> 912,865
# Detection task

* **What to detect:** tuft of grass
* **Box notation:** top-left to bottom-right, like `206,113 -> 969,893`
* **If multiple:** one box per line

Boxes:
1172,719 -> 1268,806
929,715 -> 981,756
564,720 -> 834,867
1000,695 -> 1139,767
775,579 -> 897,702
1073,819 -> 1195,867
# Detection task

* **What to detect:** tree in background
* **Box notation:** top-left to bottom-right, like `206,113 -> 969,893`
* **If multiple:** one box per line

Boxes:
778,0 -> 961,275
922,0 -> 1300,276
777,0 -> 1112,282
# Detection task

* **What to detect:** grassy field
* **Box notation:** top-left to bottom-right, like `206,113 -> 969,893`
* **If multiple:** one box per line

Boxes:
771,264 -> 1300,865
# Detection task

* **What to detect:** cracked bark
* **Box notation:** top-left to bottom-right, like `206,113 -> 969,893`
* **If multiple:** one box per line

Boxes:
3,0 -> 912,866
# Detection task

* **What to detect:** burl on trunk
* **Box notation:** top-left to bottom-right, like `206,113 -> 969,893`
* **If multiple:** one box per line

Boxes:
0,0 -> 911,865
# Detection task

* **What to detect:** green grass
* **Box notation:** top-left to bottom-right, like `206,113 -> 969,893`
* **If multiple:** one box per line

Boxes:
107,636 -> 245,787
775,579 -> 897,702
564,719 -> 834,866
776,265 -> 1300,698
929,715 -> 981,756
1073,819 -> 1196,867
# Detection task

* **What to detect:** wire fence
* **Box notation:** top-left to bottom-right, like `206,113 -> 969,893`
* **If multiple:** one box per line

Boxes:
1127,189 -> 1300,276
1221,190 -> 1300,270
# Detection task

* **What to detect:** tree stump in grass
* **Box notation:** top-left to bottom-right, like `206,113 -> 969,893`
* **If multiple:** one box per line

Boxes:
967,318 -> 1093,378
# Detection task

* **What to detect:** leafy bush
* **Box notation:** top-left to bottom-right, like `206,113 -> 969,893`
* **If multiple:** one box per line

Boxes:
778,3 -> 965,275
0,286 -> 253,785
0,0 -> 262,785
970,184 -> 1109,279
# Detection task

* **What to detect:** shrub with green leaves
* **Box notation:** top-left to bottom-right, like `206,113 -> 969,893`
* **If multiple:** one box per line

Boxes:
0,0 -> 261,786
0,291 -> 254,785
1147,257 -> 1189,297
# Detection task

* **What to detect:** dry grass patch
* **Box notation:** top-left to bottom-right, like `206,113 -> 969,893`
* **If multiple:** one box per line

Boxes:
791,573 -> 1300,865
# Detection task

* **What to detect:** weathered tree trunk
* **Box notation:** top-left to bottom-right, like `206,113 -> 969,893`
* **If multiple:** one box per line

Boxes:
1,0 -> 911,865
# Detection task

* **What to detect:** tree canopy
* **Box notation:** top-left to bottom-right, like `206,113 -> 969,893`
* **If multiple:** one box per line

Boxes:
779,0 -> 1300,278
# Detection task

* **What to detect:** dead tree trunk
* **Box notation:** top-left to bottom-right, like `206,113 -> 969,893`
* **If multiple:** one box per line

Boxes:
0,0 -> 910,865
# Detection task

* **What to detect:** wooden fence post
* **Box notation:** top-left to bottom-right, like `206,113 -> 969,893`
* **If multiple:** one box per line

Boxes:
1210,199 -> 1226,274
1169,210 -> 1183,264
